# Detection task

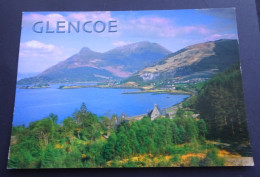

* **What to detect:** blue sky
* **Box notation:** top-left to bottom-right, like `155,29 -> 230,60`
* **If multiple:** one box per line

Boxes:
18,8 -> 238,73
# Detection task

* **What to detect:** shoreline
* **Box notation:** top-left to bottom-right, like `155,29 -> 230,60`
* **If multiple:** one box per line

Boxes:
122,89 -> 192,95
59,84 -> 193,95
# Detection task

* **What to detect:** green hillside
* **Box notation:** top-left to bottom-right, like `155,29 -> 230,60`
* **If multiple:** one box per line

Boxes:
183,62 -> 250,144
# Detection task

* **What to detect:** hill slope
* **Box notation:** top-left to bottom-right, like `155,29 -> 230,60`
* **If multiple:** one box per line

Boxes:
184,62 -> 250,145
127,39 -> 240,83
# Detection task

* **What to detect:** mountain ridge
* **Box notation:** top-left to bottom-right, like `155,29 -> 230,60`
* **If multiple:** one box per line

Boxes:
18,41 -> 171,85
18,39 -> 239,85
126,39 -> 239,84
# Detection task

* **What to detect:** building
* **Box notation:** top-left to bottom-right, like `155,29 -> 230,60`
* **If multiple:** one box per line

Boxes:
148,104 -> 166,121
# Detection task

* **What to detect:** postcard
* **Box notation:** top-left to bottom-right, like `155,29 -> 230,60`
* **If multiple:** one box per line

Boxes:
8,8 -> 254,168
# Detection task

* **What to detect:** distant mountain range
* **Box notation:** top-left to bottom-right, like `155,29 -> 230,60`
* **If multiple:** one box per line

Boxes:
18,41 -> 171,84
126,39 -> 240,83
18,39 -> 239,85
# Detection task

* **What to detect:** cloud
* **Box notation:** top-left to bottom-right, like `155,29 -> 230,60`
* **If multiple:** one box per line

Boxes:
205,33 -> 237,41
19,40 -> 62,57
120,16 -> 211,38
112,41 -> 130,47
21,40 -> 56,51
18,40 -> 76,73
19,40 -> 71,72
23,13 -> 66,28
22,12 -> 115,29
67,11 -> 114,22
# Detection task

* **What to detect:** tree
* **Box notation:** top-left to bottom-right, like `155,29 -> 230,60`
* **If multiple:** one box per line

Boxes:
128,129 -> 140,155
103,133 -> 117,160
41,145 -> 55,168
101,117 -> 111,133
62,117 -> 76,140
80,102 -> 87,113
172,122 -> 180,144
31,118 -> 55,146
48,113 -> 58,125
194,63 -> 250,142
197,119 -> 207,140
115,127 -> 131,158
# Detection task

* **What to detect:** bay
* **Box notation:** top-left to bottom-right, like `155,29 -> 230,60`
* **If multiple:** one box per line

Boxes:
12,85 -> 189,126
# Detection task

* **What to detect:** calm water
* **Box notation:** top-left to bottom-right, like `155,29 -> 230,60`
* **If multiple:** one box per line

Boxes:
12,85 -> 189,126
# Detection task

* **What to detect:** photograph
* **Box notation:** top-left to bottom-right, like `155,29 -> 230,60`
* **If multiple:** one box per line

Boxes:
7,8 -> 254,168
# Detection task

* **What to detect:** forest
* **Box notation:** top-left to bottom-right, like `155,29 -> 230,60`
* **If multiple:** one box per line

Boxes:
183,62 -> 251,144
8,62 -> 251,168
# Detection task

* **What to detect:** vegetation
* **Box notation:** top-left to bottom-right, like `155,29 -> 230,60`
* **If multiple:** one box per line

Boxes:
183,63 -> 250,143
8,103 -> 225,168
19,84 -> 50,89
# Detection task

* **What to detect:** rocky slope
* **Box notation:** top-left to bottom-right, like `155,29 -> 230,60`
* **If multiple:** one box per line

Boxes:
127,39 -> 239,83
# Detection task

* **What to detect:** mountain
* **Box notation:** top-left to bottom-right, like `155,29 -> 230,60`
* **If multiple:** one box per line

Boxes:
18,41 -> 171,85
102,41 -> 172,72
126,39 -> 240,83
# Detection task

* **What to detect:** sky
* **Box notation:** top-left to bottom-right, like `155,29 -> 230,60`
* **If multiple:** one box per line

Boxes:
18,8 -> 238,73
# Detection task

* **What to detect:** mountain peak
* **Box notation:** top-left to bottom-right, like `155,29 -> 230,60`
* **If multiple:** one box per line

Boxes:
79,47 -> 97,55
134,41 -> 153,46
119,41 -> 163,49
106,41 -> 171,55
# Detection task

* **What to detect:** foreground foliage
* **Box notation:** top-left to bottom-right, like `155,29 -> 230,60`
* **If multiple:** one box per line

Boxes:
8,104 -> 224,168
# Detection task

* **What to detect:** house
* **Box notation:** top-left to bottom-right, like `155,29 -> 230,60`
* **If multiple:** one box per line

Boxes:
123,104 -> 167,123
148,104 -> 166,121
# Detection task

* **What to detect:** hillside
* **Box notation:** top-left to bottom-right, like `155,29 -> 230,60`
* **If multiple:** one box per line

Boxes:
127,39 -> 240,84
18,41 -> 171,85
184,62 -> 251,145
